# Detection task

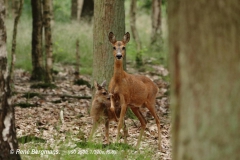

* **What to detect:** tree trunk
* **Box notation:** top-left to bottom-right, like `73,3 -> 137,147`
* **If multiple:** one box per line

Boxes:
12,0 -> 19,18
9,0 -> 23,84
71,0 -> 78,20
92,0 -> 125,92
81,0 -> 94,22
151,0 -> 161,45
75,39 -> 80,79
31,0 -> 44,81
129,0 -> 143,67
43,0 -> 53,83
168,1 -> 240,160
0,1 -> 21,159
71,0 -> 84,21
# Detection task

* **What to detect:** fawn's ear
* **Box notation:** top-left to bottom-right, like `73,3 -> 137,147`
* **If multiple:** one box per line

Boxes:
123,32 -> 130,44
101,80 -> 106,88
108,32 -> 117,44
94,81 -> 101,90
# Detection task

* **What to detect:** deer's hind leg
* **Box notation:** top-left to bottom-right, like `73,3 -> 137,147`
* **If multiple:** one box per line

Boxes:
145,100 -> 161,150
130,107 -> 147,148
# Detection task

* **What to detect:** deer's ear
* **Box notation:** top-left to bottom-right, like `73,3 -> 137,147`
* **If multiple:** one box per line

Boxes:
94,81 -> 101,90
101,80 -> 106,88
94,81 -> 98,89
123,32 -> 130,44
108,32 -> 117,44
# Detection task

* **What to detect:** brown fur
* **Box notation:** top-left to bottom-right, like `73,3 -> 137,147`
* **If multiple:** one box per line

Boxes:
88,81 -> 127,144
108,32 -> 162,150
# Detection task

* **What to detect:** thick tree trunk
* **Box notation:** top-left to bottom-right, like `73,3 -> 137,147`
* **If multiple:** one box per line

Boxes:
0,1 -> 21,159
129,0 -> 142,67
43,0 -> 53,83
151,0 -> 161,45
31,0 -> 44,81
9,0 -> 23,84
168,1 -> 240,160
92,0 -> 125,93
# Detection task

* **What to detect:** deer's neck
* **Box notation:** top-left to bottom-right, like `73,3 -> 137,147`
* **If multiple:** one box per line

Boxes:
113,59 -> 125,82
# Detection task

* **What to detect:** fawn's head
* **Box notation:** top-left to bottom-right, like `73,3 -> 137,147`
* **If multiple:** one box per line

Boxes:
108,32 -> 130,60
93,80 -> 110,103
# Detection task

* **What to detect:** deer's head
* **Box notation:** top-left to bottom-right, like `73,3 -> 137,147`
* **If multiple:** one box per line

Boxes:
93,80 -> 110,104
108,32 -> 130,60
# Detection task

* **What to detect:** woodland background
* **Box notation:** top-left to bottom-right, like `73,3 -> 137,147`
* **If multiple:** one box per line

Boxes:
1,0 -> 170,160
1,0 -> 240,160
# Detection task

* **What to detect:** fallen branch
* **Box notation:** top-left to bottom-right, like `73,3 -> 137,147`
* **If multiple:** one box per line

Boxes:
13,91 -> 166,100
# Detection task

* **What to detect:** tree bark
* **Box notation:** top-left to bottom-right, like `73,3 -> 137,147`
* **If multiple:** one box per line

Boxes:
151,0 -> 161,45
9,0 -> 23,84
129,0 -> 143,67
0,1 -> 21,159
92,0 -> 125,91
43,0 -> 53,83
168,1 -> 240,160
31,0 -> 45,81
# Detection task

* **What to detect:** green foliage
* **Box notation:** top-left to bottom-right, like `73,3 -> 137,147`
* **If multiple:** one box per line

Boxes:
6,0 -> 167,74
74,78 -> 91,88
22,92 -> 42,99
18,136 -> 46,144
30,83 -> 57,89
14,102 -> 35,108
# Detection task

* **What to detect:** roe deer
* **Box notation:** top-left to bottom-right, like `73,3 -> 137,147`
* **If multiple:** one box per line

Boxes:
108,32 -> 161,150
88,81 -> 127,144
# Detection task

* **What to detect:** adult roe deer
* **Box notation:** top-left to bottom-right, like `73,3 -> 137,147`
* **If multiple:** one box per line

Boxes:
108,32 -> 161,150
88,81 -> 128,144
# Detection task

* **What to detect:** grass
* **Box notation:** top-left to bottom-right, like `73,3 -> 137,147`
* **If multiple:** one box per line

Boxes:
6,2 -> 168,75
19,138 -> 156,160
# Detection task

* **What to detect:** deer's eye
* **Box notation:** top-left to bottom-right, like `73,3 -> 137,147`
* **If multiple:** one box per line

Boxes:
122,47 -> 125,50
113,47 -> 116,50
102,92 -> 107,95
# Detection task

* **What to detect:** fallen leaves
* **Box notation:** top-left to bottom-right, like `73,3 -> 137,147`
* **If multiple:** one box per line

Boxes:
13,64 -> 171,159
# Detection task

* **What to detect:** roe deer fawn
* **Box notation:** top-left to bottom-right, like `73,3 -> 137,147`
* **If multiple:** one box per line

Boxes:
88,81 -> 127,144
108,32 -> 161,150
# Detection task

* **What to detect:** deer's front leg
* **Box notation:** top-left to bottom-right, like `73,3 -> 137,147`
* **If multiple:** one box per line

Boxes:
116,95 -> 127,143
110,93 -> 119,122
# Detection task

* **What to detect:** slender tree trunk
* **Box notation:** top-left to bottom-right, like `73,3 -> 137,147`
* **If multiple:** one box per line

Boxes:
0,1 -> 21,159
31,0 -> 44,81
71,0 -> 84,21
75,39 -> 80,79
168,1 -> 240,160
77,0 -> 84,21
130,0 -> 142,67
92,0 -> 125,95
43,0 -> 53,83
81,0 -> 94,22
71,0 -> 78,20
12,0 -> 19,18
9,0 -> 23,85
151,0 -> 161,45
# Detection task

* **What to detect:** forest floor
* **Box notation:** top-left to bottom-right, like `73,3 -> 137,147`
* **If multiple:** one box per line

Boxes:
13,63 -> 171,160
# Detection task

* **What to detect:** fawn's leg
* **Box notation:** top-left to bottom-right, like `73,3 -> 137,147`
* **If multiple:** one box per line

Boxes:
145,100 -> 162,150
105,120 -> 110,144
131,107 -> 147,148
88,121 -> 99,142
